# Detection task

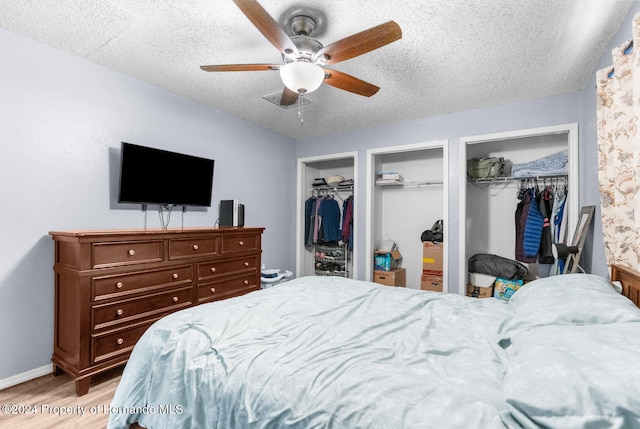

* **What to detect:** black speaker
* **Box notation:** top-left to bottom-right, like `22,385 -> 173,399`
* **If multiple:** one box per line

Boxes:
219,200 -> 244,227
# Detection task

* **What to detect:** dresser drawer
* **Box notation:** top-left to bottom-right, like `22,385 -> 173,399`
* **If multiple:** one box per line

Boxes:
92,266 -> 193,301
93,240 -> 163,268
197,256 -> 258,281
91,286 -> 193,331
91,321 -> 155,364
198,274 -> 259,303
169,237 -> 218,260
221,234 -> 258,253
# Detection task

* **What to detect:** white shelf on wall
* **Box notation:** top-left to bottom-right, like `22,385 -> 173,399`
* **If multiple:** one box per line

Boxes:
311,185 -> 354,192
376,179 -> 443,187
375,179 -> 405,186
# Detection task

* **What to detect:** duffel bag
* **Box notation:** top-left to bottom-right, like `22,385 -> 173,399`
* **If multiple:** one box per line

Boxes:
467,157 -> 504,179
468,253 -> 528,280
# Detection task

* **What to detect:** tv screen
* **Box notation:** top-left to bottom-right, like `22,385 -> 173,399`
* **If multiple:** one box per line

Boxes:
118,142 -> 214,207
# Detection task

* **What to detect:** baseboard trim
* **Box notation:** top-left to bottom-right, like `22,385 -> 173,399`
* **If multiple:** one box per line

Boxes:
0,364 -> 52,390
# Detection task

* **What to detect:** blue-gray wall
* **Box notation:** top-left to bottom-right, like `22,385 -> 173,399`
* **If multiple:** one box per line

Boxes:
0,27 -> 296,382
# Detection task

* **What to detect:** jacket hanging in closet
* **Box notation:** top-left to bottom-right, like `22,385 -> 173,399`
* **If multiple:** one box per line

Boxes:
515,181 -> 569,265
304,196 -> 317,247
515,186 -> 535,263
318,197 -> 342,244
517,187 -> 544,262
537,185 -> 555,264
342,196 -> 354,249
549,183 -> 568,275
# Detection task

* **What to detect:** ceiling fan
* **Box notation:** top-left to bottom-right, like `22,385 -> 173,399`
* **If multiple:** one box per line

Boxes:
200,0 -> 402,108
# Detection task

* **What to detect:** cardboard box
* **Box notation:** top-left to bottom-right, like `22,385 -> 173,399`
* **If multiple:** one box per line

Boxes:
374,250 -> 402,271
422,241 -> 444,276
374,268 -> 406,287
420,274 -> 443,292
466,284 -> 493,299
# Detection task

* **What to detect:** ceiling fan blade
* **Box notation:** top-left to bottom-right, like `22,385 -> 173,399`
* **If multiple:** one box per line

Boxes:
315,21 -> 402,64
200,64 -> 279,72
233,0 -> 299,56
280,87 -> 299,106
323,69 -> 380,97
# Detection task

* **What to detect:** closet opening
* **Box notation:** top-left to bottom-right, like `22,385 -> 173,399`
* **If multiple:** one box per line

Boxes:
458,124 -> 579,294
366,140 -> 449,290
296,152 -> 357,279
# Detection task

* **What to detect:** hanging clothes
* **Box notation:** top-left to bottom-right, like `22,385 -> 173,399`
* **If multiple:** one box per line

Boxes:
537,185 -> 555,264
549,184 -> 568,275
342,196 -> 354,250
318,197 -> 342,244
313,197 -> 324,244
516,187 -> 540,263
515,184 -> 531,262
304,196 -> 317,247
551,183 -> 568,243
515,179 -> 570,269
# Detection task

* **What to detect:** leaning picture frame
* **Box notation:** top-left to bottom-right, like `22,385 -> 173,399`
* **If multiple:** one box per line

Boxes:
564,205 -> 595,273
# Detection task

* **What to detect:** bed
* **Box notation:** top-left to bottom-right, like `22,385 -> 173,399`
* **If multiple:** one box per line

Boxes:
107,265 -> 640,429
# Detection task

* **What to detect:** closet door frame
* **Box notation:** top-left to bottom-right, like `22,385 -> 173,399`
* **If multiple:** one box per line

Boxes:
458,123 -> 579,295
296,151 -> 358,279
366,140 -> 449,289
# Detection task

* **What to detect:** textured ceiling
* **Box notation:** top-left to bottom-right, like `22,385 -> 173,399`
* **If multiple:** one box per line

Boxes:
0,0 -> 633,139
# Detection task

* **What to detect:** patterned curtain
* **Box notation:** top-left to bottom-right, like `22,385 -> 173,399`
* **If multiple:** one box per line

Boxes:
596,14 -> 640,270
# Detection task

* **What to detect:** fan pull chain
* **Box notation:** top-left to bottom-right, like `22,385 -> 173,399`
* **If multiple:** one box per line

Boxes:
298,93 -> 305,126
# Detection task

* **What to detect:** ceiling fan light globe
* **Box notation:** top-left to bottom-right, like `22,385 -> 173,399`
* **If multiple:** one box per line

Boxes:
280,62 -> 324,94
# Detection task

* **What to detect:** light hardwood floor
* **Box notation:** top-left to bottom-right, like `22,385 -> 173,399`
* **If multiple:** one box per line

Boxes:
0,366 -> 123,429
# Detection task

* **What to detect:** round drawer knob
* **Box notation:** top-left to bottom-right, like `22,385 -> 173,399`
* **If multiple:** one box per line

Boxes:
172,273 -> 179,279
238,241 -> 244,246
116,309 -> 124,316
128,249 -> 135,256
172,296 -> 179,303
117,338 -> 124,345
116,282 -> 124,289
244,262 -> 250,267
192,244 -> 199,250
243,280 -> 249,285
210,287 -> 216,293
210,267 -> 216,273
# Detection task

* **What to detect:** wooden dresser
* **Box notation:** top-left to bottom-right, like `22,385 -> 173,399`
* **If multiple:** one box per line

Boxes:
49,227 -> 264,395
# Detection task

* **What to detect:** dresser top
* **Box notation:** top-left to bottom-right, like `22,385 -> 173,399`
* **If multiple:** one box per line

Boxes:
49,227 -> 264,239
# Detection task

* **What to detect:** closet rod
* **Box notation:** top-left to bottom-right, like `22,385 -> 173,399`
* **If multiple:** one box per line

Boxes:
403,180 -> 443,187
471,174 -> 567,184
310,186 -> 354,192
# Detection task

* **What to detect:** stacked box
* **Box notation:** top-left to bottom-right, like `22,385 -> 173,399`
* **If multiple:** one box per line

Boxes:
420,275 -> 443,292
420,242 -> 444,292
374,250 -> 402,271
374,268 -> 406,287
466,284 -> 493,298
422,242 -> 444,275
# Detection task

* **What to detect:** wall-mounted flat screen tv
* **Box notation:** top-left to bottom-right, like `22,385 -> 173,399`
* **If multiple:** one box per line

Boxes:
118,142 -> 215,207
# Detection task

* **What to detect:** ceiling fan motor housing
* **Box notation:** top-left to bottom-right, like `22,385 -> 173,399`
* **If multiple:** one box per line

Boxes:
286,35 -> 323,62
